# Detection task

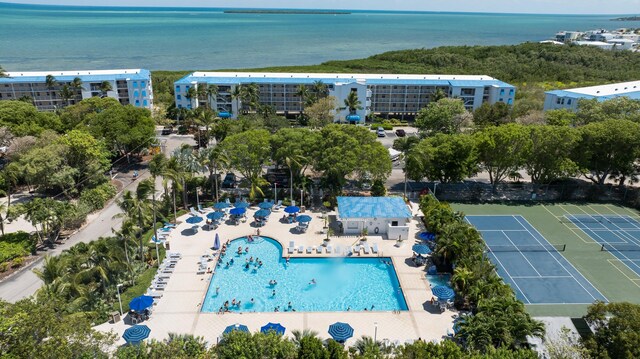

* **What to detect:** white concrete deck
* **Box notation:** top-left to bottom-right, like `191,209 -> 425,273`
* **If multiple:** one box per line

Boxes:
95,201 -> 457,346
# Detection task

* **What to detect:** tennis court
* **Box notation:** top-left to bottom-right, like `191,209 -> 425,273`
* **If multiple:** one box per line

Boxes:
466,215 -> 607,305
566,214 -> 640,277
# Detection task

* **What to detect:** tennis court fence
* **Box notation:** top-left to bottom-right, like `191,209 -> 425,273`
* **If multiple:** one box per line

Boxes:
487,244 -> 566,253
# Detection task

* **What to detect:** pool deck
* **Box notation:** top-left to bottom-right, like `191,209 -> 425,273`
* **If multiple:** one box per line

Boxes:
95,202 -> 456,346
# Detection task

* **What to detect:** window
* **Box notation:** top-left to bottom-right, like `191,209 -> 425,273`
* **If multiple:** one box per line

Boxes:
567,99 -> 572,105
509,89 -> 514,95
499,98 -> 503,102
133,82 -> 138,88
556,98 -> 561,104
140,81 -> 145,87
176,85 -> 180,91
391,221 -> 398,227
142,90 -> 146,97
133,91 -> 139,97
135,99 -> 140,104
178,104 -> 182,108
500,89 -> 505,95
177,94 -> 181,100
143,100 -> 148,106
351,88 -> 357,92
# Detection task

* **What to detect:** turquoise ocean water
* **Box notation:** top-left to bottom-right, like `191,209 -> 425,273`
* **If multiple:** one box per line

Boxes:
0,3 -> 637,71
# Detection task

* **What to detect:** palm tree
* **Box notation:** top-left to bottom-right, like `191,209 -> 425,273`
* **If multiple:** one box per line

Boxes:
240,82 -> 259,114
284,154 -> 306,203
312,80 -> 329,100
148,153 -> 167,261
99,80 -> 112,97
162,159 -> 183,223
291,329 -> 318,347
194,107 -> 217,148
296,84 -> 309,117
45,74 -> 57,109
230,85 -> 243,116
198,146 -> 229,202
393,136 -> 420,198
71,77 -> 84,102
343,91 -> 363,116
59,85 -> 74,107
353,336 -> 383,357
172,145 -> 202,209
205,84 -> 219,109
115,179 -> 154,261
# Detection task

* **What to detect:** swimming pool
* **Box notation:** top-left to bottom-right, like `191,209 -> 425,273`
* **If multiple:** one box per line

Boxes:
201,236 -> 408,313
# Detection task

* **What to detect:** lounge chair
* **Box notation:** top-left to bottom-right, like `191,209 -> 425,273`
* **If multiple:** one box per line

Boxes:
152,283 -> 167,291
298,245 -> 304,253
197,266 -> 206,275
316,246 -> 322,254
189,207 -> 199,216
326,245 -> 332,253
306,246 -> 313,254
273,200 -> 283,211
167,251 -> 182,258
161,267 -> 175,274
334,245 -> 341,254
362,242 -> 370,254
288,241 -> 295,254
164,222 -> 176,228
197,204 -> 207,213
372,243 -> 379,254
155,273 -> 171,280
351,245 -> 361,255
145,290 -> 163,299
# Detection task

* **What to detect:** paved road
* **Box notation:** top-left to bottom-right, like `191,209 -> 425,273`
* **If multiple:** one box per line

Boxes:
0,133 -> 194,303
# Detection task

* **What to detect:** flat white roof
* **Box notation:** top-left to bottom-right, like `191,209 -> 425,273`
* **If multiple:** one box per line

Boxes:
5,69 -> 146,77
559,80 -> 640,96
188,71 -> 497,81
575,41 -> 612,46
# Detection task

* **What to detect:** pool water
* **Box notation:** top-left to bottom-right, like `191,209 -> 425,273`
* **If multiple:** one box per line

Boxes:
426,274 -> 452,287
201,237 -> 408,313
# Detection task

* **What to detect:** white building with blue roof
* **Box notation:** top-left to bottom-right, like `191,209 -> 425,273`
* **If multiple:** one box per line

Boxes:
0,69 -> 153,111
174,72 -> 515,122
336,196 -> 412,240
544,80 -> 640,111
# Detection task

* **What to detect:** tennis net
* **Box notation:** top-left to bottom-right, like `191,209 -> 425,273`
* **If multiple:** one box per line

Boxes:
600,243 -> 640,252
487,244 -> 566,253
561,215 -> 640,224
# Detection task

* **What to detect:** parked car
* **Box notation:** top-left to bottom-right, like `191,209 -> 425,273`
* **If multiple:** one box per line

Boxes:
161,126 -> 173,135
222,172 -> 238,188
395,129 -> 406,137
377,127 -> 386,137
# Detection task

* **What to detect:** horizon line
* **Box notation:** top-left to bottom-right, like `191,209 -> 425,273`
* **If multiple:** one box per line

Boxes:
0,1 -> 637,16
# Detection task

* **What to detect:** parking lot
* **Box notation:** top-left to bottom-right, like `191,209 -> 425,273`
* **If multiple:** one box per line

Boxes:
373,126 -> 418,148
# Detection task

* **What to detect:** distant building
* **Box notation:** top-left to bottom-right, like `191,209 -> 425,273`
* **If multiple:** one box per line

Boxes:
607,38 -> 636,50
544,80 -> 640,111
574,41 -> 615,50
336,196 -> 412,240
0,69 -> 153,111
174,72 -> 515,123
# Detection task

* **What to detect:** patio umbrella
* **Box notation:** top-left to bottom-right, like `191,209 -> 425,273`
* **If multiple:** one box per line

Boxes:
284,206 -> 300,214
260,322 -> 286,335
412,244 -> 432,255
213,233 -> 220,251
258,201 -> 274,209
432,285 -> 455,301
328,322 -> 354,343
122,325 -> 151,344
254,209 -> 271,218
229,207 -> 246,216
186,216 -> 203,224
223,323 -> 249,334
418,232 -> 436,241
207,211 -> 225,220
234,201 -> 250,209
129,295 -> 154,312
296,215 -> 312,223
214,202 -> 230,210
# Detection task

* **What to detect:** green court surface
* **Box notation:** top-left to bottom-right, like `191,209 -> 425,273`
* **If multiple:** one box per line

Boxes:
452,202 -> 640,317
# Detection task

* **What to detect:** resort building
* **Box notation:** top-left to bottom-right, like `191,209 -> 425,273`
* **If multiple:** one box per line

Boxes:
543,80 -> 640,111
0,69 -> 153,111
174,72 -> 515,123
336,196 -> 412,240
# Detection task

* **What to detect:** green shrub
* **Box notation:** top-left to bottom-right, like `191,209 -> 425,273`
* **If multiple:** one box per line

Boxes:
370,179 -> 387,196
0,231 -> 35,254
0,262 -> 8,272
11,257 -> 24,268
370,122 -> 393,130
0,242 -> 29,263
79,183 -> 117,212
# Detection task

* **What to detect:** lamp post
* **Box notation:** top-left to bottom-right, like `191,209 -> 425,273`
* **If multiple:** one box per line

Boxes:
274,182 -> 277,203
196,186 -> 200,208
116,284 -> 123,316
374,321 -> 378,342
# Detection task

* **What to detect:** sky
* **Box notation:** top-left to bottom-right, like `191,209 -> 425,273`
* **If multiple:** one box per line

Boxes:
2,0 -> 639,15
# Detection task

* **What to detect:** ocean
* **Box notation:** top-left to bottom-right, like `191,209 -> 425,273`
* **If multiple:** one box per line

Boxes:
0,2 -> 636,71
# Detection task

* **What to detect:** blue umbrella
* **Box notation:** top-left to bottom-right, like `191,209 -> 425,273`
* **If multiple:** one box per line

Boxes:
207,211 -> 225,220
123,325 -> 151,344
213,233 -> 220,250
296,215 -> 312,223
229,207 -> 246,216
223,324 -> 249,334
328,322 -> 354,342
432,285 -> 455,301
284,206 -> 300,214
418,232 -> 436,241
129,295 -> 154,312
260,322 -> 286,335
214,202 -> 230,210
412,244 -> 432,255
234,201 -> 250,209
186,216 -> 203,224
258,201 -> 274,209
254,209 -> 271,218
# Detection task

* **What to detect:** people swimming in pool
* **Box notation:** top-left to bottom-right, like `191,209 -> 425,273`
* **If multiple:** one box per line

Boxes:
309,278 -> 316,285
249,256 -> 254,262
269,279 -> 277,286
229,258 -> 234,265
272,289 -> 276,297
247,235 -> 254,242
245,246 -> 249,253
237,246 -> 243,254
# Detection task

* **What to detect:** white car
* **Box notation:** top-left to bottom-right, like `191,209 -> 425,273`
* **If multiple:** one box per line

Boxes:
377,127 -> 386,137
